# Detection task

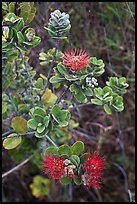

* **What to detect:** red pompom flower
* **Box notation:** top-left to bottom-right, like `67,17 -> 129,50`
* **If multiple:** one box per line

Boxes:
82,153 -> 106,189
43,154 -> 65,180
63,49 -> 90,71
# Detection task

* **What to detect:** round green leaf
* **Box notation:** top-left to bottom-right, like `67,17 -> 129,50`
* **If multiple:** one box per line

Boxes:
73,176 -> 82,185
34,114 -> 44,123
45,146 -> 59,156
71,141 -> 84,156
11,116 -> 28,134
91,99 -> 103,106
43,116 -> 50,127
33,107 -> 46,118
70,155 -> 80,167
27,119 -> 38,130
42,89 -> 57,107
58,144 -> 71,158
35,128 -> 48,138
3,133 -> 22,149
104,104 -> 112,115
50,76 -> 64,83
80,153 -> 88,164
37,125 -> 45,134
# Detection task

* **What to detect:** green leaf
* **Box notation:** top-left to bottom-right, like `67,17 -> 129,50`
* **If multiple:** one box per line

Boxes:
91,99 -> 103,105
69,84 -> 79,94
30,175 -> 50,198
27,119 -> 38,130
60,177 -> 72,185
57,63 -> 70,77
35,78 -> 43,89
33,107 -> 46,118
80,153 -> 88,164
73,176 -> 82,185
3,133 -> 22,149
2,2 -> 8,10
70,155 -> 80,167
42,89 -> 57,107
71,141 -> 84,156
37,125 -> 45,134
8,3 -> 15,13
18,104 -> 28,114
83,87 -> 93,96
7,49 -> 18,62
58,144 -> 71,157
43,116 -> 50,127
12,116 -> 28,134
51,105 -> 71,127
50,75 -> 64,83
74,91 -> 87,103
104,104 -> 112,115
35,128 -> 48,138
94,87 -> 103,99
34,114 -> 44,123
29,36 -> 41,47
40,73 -> 47,81
19,2 -> 36,24
45,146 -> 59,156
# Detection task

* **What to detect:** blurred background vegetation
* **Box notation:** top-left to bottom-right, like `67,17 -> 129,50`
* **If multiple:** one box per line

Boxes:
2,2 -> 135,202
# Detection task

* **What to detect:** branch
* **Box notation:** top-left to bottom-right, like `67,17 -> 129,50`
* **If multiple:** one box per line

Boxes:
2,131 -> 35,140
2,154 -> 33,179
68,102 -> 93,110
43,135 -> 58,147
55,83 -> 71,104
113,162 -> 128,191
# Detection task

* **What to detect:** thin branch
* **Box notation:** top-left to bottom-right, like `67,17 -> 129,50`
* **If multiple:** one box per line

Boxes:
2,154 -> 33,179
68,183 -> 73,202
125,2 -> 135,21
6,90 -> 18,115
68,102 -> 93,110
42,46 -> 58,92
2,131 -> 35,140
43,135 -> 58,147
55,84 -> 71,104
116,112 -> 125,154
72,129 -> 97,141
2,130 -> 14,137
128,189 -> 133,202
113,162 -> 128,191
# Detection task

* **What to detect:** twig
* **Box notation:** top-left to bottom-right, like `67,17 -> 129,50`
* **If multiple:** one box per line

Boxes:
43,135 -> 58,147
42,46 -> 58,92
116,112 -> 125,154
128,189 -> 133,202
2,130 -> 14,137
125,2 -> 135,21
2,131 -> 35,140
72,129 -> 97,141
84,186 -> 98,202
68,183 -> 73,202
55,84 -> 71,104
6,90 -> 18,115
113,162 -> 128,191
2,154 -> 33,179
68,102 -> 93,110
94,188 -> 103,202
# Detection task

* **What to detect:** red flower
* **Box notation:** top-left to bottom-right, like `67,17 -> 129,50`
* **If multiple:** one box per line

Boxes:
63,49 -> 90,71
82,153 -> 106,189
43,154 -> 65,180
